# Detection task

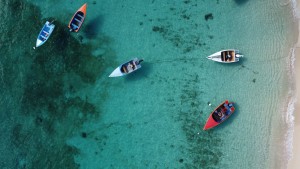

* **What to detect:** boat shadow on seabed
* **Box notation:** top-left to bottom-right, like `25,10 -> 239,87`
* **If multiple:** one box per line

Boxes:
125,62 -> 152,82
83,15 -> 104,39
214,55 -> 247,67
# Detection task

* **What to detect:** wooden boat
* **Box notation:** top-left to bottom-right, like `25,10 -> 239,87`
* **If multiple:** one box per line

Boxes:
206,49 -> 243,63
203,100 -> 235,130
34,21 -> 55,49
109,58 -> 144,77
68,3 -> 87,32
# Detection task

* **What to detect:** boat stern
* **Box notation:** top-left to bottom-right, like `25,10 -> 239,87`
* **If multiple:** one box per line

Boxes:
234,50 -> 243,58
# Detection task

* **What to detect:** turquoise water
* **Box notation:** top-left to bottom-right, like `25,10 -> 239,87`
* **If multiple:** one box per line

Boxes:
0,0 -> 297,168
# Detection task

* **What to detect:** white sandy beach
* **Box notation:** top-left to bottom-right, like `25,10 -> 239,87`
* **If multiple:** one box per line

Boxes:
288,50 -> 300,169
287,2 -> 300,168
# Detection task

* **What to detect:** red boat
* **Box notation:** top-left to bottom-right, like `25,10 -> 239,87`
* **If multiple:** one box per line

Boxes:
203,100 -> 235,130
68,3 -> 87,32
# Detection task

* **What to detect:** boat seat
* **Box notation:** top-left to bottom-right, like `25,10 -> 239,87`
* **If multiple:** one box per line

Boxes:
71,23 -> 79,29
77,15 -> 84,19
44,26 -> 50,32
39,35 -> 46,41
221,52 -> 225,61
77,14 -> 84,19
231,51 -> 235,61
74,18 -> 82,23
122,66 -> 127,73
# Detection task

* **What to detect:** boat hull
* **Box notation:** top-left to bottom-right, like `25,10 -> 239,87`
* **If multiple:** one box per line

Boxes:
68,3 -> 87,32
203,100 -> 235,130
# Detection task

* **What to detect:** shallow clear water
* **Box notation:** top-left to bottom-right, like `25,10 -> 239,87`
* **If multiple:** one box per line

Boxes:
0,0 -> 297,168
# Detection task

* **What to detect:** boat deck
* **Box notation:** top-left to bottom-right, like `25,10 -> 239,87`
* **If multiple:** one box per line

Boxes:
221,50 -> 235,62
38,25 -> 51,41
212,103 -> 234,122
70,11 -> 85,31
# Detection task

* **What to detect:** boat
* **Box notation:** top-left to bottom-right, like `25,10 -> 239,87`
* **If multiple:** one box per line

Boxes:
109,58 -> 144,77
34,21 -> 55,49
68,3 -> 87,32
206,49 -> 243,63
203,100 -> 235,130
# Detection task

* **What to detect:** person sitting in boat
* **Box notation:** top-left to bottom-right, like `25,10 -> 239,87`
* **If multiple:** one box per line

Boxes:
132,62 -> 136,70
127,63 -> 134,71
217,112 -> 222,117
217,111 -> 225,118
226,54 -> 231,61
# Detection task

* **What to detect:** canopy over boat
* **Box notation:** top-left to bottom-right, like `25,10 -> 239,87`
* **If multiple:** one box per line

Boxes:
68,3 -> 87,32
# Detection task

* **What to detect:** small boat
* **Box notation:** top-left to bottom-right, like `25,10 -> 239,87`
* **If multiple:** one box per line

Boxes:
203,100 -> 235,130
34,21 -> 55,49
109,58 -> 144,77
68,3 -> 87,32
206,49 -> 243,63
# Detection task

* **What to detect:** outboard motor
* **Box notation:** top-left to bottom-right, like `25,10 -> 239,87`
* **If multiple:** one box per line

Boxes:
137,59 -> 144,64
236,54 -> 243,58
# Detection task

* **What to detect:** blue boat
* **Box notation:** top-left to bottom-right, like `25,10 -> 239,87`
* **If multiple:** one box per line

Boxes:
34,21 -> 55,49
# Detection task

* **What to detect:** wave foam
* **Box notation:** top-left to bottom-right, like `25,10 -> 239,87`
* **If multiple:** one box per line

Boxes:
284,47 -> 297,166
290,0 -> 300,18
281,0 -> 300,166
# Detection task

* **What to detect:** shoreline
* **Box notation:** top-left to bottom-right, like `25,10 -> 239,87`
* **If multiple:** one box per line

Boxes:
287,0 -> 300,168
287,47 -> 300,168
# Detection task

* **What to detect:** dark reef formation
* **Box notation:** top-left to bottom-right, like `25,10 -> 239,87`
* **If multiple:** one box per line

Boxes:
205,13 -> 213,21
1,0 -> 116,168
148,1 -> 216,53
0,0 -> 230,168
178,74 -> 223,168
158,69 -> 223,168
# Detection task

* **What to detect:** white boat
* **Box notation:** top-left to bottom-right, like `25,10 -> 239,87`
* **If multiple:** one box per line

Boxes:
207,49 -> 243,63
109,58 -> 144,77
34,21 -> 55,49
